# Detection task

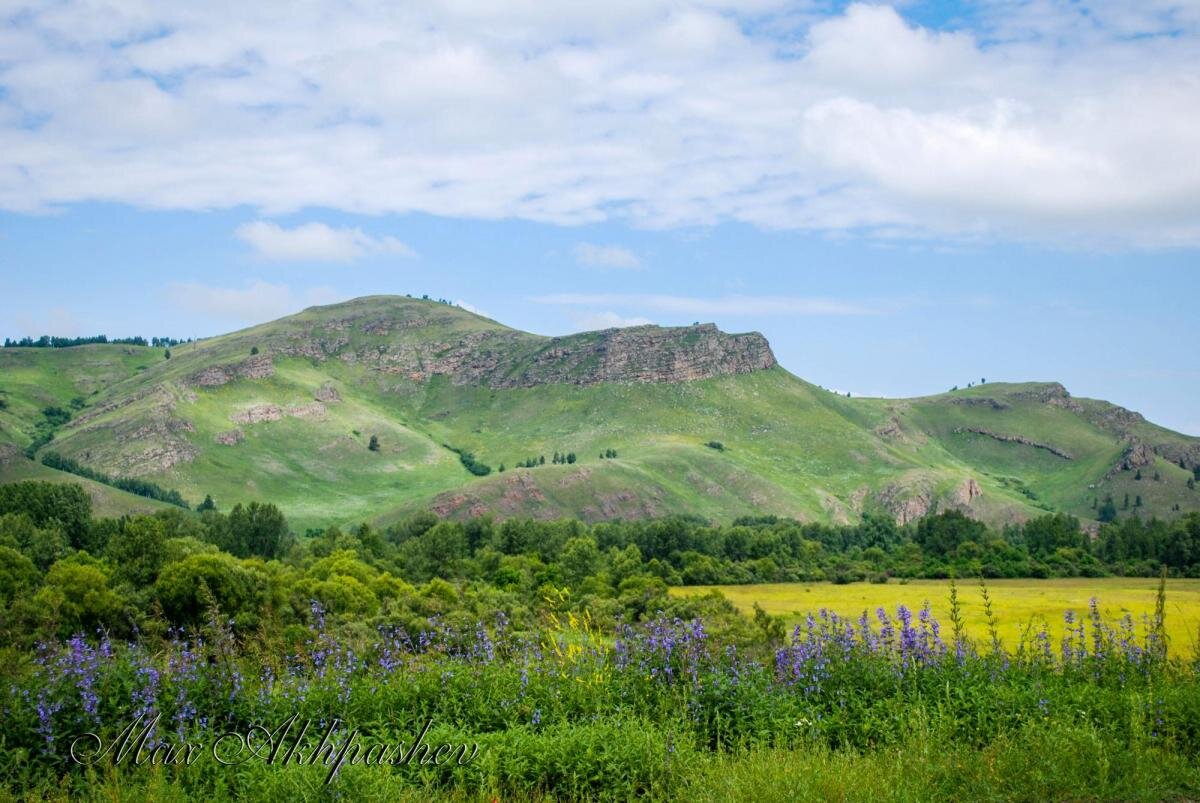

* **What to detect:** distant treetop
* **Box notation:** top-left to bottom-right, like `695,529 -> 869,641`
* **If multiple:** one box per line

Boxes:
3,334 -> 192,349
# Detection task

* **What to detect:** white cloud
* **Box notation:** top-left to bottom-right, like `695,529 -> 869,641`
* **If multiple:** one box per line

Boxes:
167,280 -> 340,323
573,311 -> 655,330
235,221 -> 415,262
1,2 -> 1199,246
534,293 -> 880,316
573,242 -> 641,269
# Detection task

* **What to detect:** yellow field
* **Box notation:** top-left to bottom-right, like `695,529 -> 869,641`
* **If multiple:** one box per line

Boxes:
671,578 -> 1200,657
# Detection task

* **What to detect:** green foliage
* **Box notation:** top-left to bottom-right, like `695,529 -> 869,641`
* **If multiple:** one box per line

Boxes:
156,552 -> 269,626
444,444 -> 492,476
106,515 -> 169,586
0,545 -> 39,605
705,440 -> 725,451
210,501 -> 291,559
0,480 -> 92,547
368,434 -> 380,451
1098,494 -> 1118,523
31,553 -> 126,635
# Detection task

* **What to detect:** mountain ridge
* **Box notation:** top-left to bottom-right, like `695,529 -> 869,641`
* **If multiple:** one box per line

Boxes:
1,295 -> 1196,530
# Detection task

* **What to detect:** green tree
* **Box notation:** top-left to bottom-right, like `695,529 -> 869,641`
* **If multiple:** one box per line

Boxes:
155,553 -> 269,627
33,554 -> 126,635
197,494 -> 216,512
559,536 -> 601,587
223,502 -> 291,559
0,480 -> 92,549
164,348 -> 171,359
368,435 -> 380,452
107,516 -> 169,586
0,546 -> 39,605
1098,495 -> 1118,523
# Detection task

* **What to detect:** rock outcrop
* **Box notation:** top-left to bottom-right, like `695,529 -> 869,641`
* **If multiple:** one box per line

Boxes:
189,354 -> 275,387
491,324 -> 776,388
314,384 -> 341,403
215,429 -> 244,446
1105,439 -> 1156,478
954,427 -> 1073,460
187,316 -> 774,390
952,477 -> 983,506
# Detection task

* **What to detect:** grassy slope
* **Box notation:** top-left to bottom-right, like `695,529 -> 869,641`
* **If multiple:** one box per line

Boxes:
0,296 -> 1196,530
0,448 -> 177,518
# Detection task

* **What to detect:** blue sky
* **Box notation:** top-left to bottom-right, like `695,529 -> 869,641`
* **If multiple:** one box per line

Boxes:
1,1 -> 1198,433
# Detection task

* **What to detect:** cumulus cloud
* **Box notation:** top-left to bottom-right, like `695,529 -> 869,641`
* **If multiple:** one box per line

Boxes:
573,243 -> 641,269
167,280 -> 340,323
534,293 -> 881,317
1,2 -> 1199,246
235,221 -> 415,262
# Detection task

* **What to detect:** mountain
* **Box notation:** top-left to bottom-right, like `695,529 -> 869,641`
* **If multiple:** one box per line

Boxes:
1,295 -> 1197,531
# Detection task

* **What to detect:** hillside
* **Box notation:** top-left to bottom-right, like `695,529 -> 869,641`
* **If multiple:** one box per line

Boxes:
1,295 -> 1197,530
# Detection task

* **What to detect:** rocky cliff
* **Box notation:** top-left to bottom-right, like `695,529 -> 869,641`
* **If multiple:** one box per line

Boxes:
494,324 -> 777,388
191,303 -> 777,389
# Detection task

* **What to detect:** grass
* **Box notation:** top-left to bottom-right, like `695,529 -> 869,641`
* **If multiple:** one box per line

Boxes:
7,727 -> 1196,802
672,577 -> 1200,657
2,295 -> 1198,529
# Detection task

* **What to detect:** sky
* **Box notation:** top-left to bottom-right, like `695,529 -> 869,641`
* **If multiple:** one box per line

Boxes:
0,1 -> 1198,434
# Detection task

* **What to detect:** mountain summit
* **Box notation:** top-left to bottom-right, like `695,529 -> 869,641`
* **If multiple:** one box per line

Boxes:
1,295 -> 1197,530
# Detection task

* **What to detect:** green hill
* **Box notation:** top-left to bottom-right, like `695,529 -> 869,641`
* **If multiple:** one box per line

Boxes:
1,295 -> 1197,530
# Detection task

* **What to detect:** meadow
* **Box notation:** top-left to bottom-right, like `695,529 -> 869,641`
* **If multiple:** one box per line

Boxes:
4,479 -> 1200,799
673,578 -> 1200,657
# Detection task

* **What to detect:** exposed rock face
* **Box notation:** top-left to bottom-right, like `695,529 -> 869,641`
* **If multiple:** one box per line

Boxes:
314,384 -> 341,403
954,427 -> 1073,460
1083,401 -> 1145,437
50,383 -> 199,474
230,402 -> 327,425
1150,442 -> 1200,472
189,354 -> 275,388
1106,440 -> 1155,478
215,429 -> 244,446
952,478 -> 983,506
287,402 -> 327,420
1012,383 -> 1083,413
875,418 -> 904,439
489,324 -> 777,388
231,405 -> 283,424
195,310 -> 776,389
119,441 -> 199,474
874,483 -> 933,525
950,397 -> 1010,411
